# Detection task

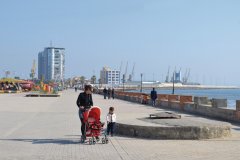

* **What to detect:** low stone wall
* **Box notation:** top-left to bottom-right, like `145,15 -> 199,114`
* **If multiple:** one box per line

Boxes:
115,123 -> 231,140
114,91 -> 240,123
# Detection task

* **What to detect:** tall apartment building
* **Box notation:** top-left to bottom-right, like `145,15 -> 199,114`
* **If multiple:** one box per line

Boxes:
100,67 -> 120,85
38,47 -> 65,81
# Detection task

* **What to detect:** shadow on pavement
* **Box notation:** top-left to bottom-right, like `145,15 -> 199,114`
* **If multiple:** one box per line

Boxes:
0,138 -> 80,145
64,135 -> 81,137
232,127 -> 240,131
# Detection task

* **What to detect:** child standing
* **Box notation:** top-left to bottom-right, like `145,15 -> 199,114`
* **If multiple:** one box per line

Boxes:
106,107 -> 116,136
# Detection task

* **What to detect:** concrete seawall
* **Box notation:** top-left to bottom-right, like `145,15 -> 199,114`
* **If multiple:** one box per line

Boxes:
113,91 -> 240,123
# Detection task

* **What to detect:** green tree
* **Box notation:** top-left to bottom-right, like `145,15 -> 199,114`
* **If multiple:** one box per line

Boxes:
98,78 -> 102,88
80,76 -> 85,89
91,75 -> 97,84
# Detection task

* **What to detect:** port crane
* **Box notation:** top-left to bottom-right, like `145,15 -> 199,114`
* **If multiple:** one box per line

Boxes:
30,60 -> 36,80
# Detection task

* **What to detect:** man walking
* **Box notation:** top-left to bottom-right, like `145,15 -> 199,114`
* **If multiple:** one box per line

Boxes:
103,87 -> 107,99
150,88 -> 157,107
112,88 -> 115,99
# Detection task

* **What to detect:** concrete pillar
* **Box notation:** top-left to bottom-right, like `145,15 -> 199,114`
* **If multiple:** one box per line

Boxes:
212,99 -> 227,108
194,97 -> 208,105
236,100 -> 240,111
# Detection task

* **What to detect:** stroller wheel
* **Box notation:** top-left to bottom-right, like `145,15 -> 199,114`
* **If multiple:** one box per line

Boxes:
106,138 -> 109,144
89,138 -> 93,145
93,137 -> 96,145
102,138 -> 106,144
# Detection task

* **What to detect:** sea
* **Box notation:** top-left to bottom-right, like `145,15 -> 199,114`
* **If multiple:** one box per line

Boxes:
130,89 -> 240,109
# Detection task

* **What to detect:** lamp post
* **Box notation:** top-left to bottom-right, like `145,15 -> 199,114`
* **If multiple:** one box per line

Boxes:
172,71 -> 175,95
140,73 -> 143,92
122,74 -> 125,92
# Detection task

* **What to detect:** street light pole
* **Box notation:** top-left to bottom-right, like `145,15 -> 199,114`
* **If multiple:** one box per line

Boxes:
123,74 -> 125,92
140,73 -> 143,92
172,71 -> 175,94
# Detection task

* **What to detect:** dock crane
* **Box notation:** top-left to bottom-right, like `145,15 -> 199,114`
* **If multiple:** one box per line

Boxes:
182,68 -> 191,84
165,66 -> 170,83
119,61 -> 123,76
129,63 -> 135,82
30,60 -> 36,80
123,62 -> 128,83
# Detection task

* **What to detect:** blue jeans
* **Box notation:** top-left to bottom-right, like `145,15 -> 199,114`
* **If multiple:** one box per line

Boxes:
78,109 -> 85,136
152,99 -> 156,106
104,93 -> 107,99
107,122 -> 116,136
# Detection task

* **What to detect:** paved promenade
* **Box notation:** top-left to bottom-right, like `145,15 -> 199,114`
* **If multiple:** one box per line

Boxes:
1,90 -> 240,160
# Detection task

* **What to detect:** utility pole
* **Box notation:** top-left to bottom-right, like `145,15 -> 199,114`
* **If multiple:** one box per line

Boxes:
172,71 -> 175,94
140,73 -> 143,92
123,74 -> 125,92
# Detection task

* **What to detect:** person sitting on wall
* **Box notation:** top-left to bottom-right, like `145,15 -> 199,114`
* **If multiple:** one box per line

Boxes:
141,93 -> 148,104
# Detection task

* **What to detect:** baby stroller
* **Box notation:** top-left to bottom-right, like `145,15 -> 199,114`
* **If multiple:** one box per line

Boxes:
80,106 -> 108,145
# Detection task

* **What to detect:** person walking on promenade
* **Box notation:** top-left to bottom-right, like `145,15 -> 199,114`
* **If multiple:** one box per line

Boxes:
76,85 -> 93,141
103,87 -> 107,99
107,88 -> 111,99
75,86 -> 77,92
112,88 -> 115,99
106,107 -> 116,136
150,88 -> 157,107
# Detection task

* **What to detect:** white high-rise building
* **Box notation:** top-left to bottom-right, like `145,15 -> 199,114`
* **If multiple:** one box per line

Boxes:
100,67 -> 120,85
38,47 -> 65,81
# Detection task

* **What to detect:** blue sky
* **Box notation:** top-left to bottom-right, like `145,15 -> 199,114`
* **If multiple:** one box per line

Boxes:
0,0 -> 240,85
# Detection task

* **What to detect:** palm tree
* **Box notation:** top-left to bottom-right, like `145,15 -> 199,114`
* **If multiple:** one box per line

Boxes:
98,78 -> 102,88
91,75 -> 97,84
80,76 -> 85,89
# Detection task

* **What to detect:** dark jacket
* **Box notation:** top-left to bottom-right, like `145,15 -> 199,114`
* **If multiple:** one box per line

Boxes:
151,90 -> 157,100
76,92 -> 93,109
103,88 -> 107,94
107,89 -> 111,95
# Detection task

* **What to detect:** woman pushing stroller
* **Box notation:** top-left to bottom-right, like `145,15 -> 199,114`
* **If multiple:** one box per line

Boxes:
76,85 -> 99,142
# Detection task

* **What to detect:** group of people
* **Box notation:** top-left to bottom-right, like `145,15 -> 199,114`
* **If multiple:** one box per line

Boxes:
76,85 -> 157,141
0,81 -> 19,91
103,87 -> 115,99
76,85 -> 116,141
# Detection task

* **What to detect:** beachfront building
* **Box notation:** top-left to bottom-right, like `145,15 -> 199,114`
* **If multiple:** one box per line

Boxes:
100,67 -> 120,85
38,47 -> 65,81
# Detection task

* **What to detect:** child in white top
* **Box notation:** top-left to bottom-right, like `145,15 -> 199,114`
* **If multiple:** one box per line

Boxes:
106,107 -> 116,136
